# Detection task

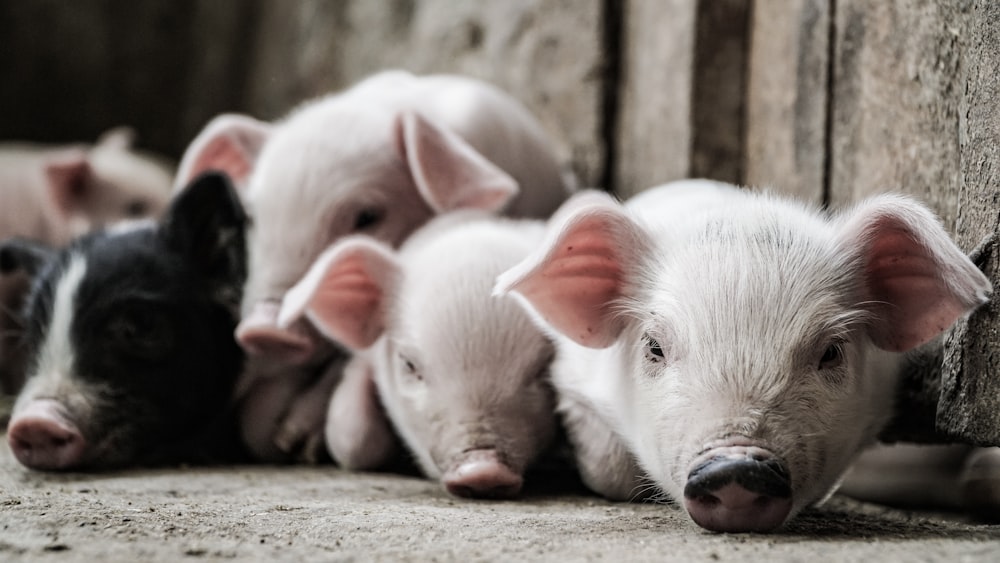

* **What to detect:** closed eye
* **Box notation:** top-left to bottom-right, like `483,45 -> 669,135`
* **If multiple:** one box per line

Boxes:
353,207 -> 385,231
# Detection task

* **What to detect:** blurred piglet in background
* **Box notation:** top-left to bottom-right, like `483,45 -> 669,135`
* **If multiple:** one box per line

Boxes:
0,127 -> 175,403
280,211 -> 557,499
176,70 -> 574,462
495,180 -> 991,532
0,126 -> 174,245
2,172 -> 248,470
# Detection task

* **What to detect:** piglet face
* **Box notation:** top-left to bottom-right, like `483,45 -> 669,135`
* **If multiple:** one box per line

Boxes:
498,186 -> 991,531
4,172 -> 247,471
374,288 -> 556,497
614,211 -> 890,531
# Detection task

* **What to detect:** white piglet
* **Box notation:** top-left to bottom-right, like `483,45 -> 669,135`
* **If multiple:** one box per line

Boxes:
280,212 -> 557,499
176,70 -> 573,366
494,180 -> 991,532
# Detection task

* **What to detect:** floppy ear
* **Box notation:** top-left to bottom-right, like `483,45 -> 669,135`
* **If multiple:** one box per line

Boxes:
174,114 -> 271,191
279,237 -> 400,351
162,171 -> 248,300
494,190 -> 646,348
837,194 -> 992,352
395,110 -> 519,214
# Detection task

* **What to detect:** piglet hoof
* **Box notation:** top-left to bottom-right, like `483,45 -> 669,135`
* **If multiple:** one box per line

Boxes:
683,454 -> 792,533
959,447 -> 1000,523
8,399 -> 87,470
443,451 -> 523,500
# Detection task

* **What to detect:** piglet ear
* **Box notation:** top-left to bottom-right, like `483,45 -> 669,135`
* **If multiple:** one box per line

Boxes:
162,171 -> 248,302
395,110 -> 519,214
837,194 -> 992,352
0,238 -> 54,277
279,237 -> 400,351
95,126 -> 136,150
174,114 -> 271,192
494,190 -> 646,348
45,149 -> 93,218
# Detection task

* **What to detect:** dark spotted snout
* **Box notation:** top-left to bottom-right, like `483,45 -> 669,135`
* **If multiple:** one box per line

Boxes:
684,450 -> 792,533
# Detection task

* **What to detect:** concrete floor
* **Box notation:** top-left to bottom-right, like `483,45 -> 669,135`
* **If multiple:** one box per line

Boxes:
1,436 -> 999,562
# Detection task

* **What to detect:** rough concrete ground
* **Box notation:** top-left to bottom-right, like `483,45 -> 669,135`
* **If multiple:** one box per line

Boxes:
1,436 -> 999,562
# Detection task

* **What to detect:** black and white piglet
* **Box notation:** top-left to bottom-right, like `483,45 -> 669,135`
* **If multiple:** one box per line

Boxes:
2,172 -> 248,470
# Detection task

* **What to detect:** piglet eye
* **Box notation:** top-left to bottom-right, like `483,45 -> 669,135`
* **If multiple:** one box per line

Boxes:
819,343 -> 844,370
400,354 -> 422,381
644,334 -> 664,363
124,199 -> 149,218
353,207 -> 384,231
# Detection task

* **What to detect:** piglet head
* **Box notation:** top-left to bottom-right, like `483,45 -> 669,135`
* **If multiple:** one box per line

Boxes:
497,189 -> 990,532
284,225 -> 556,499
44,127 -> 173,242
6,171 -> 248,470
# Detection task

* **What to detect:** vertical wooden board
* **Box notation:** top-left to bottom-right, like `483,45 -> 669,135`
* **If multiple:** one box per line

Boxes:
689,0 -> 749,186
614,0 -> 696,198
240,0 -> 606,189
828,0 -> 965,226
743,0 -> 829,203
937,0 -> 1000,445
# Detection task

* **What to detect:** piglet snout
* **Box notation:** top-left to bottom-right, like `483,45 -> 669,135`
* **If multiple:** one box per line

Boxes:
236,301 -> 315,365
683,449 -> 792,533
443,450 -> 523,500
8,399 -> 87,471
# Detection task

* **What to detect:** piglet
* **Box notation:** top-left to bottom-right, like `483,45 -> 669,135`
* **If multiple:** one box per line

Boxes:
495,180 -> 991,532
280,212 -> 557,498
3,172 -> 247,470
0,126 -> 174,246
176,69 -> 573,367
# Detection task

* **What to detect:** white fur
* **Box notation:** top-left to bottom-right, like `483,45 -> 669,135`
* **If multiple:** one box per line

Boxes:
496,179 -> 992,524
13,255 -> 99,424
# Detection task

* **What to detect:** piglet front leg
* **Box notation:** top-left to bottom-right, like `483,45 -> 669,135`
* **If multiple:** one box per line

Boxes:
559,394 -> 652,502
325,356 -> 400,470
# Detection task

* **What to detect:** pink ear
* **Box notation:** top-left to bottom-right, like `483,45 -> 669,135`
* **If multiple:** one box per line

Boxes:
279,237 -> 400,351
395,110 -> 519,213
95,126 -> 136,150
494,191 -> 644,348
837,194 -> 992,352
174,114 -> 271,191
45,149 -> 93,217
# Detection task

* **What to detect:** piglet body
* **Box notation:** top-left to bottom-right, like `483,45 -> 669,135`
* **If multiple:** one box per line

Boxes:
282,212 -> 557,498
496,180 -> 991,531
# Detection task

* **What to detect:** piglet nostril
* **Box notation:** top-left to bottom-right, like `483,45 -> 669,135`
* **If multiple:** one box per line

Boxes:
684,455 -> 792,533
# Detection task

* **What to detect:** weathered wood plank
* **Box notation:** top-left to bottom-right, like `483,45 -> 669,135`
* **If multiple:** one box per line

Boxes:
937,0 -> 1000,445
615,0 -> 748,197
743,0 -> 829,203
828,1 -> 999,444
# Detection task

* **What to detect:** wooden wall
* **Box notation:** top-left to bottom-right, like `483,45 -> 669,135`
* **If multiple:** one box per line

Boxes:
2,0 -> 998,443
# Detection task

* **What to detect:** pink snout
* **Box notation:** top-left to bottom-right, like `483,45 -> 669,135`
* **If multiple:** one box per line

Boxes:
8,399 -> 87,471
442,450 -> 523,500
683,447 -> 792,533
236,301 -> 316,366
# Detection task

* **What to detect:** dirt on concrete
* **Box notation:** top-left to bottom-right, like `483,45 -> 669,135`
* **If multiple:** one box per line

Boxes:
1,435 -> 999,562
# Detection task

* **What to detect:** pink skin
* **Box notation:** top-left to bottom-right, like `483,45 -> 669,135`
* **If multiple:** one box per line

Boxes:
7,399 -> 87,471
235,301 -> 316,366
442,449 -> 524,499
